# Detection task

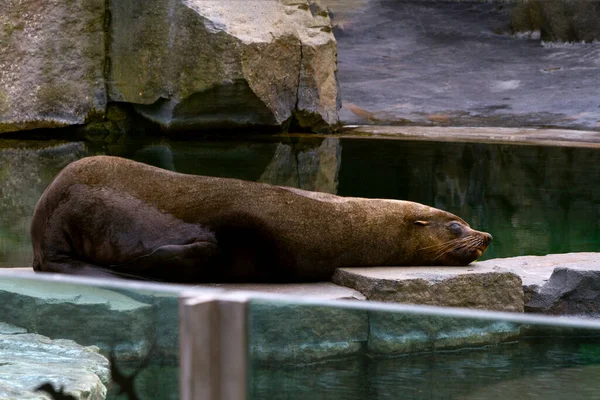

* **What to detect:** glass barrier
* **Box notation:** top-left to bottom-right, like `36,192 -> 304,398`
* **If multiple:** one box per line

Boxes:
4,270 -> 600,400
0,270 -> 220,400
247,297 -> 600,400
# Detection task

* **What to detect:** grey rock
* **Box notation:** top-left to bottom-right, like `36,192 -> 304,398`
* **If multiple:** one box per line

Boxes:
477,252 -> 600,315
0,330 -> 109,400
109,0 -> 339,130
0,0 -> 106,133
249,300 -> 368,364
367,310 -> 520,355
332,266 -> 524,312
224,282 -> 367,364
0,277 -> 156,361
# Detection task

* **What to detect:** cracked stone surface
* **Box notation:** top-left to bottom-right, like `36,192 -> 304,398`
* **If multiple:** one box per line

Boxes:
109,0 -> 339,130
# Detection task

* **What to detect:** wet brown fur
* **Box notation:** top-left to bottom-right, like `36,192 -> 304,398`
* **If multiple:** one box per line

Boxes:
31,156 -> 492,283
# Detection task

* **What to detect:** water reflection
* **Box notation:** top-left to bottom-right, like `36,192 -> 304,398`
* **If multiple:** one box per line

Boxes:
1,136 -> 599,267
0,141 -> 87,267
251,338 -> 600,400
338,140 -> 600,260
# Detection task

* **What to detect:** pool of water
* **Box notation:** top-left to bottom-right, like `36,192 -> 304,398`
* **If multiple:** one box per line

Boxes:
250,337 -> 600,400
1,135 -> 599,267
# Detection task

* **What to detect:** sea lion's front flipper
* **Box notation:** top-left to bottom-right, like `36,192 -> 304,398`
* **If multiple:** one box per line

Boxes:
111,241 -> 221,282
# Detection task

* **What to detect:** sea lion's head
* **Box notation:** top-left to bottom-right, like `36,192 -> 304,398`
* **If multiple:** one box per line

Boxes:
402,204 -> 493,266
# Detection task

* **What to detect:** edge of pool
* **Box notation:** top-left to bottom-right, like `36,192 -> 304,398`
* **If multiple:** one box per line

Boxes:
276,126 -> 600,149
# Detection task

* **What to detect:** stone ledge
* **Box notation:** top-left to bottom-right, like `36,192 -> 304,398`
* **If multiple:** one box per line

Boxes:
477,252 -> 600,316
199,282 -> 366,300
0,322 -> 109,400
0,277 -> 158,361
332,265 -> 525,313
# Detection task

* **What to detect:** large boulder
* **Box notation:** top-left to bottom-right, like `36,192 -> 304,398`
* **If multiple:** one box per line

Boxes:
0,0 -> 106,133
108,0 -> 339,131
0,0 -> 340,134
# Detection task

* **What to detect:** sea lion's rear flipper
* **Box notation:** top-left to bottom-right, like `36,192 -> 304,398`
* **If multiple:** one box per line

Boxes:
111,241 -> 221,282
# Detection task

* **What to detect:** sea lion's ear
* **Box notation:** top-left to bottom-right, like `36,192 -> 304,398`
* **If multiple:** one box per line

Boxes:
414,220 -> 430,226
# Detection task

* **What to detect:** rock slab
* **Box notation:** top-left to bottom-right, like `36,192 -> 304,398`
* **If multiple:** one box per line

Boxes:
0,276 -> 156,361
215,282 -> 367,363
0,323 -> 109,400
478,252 -> 600,316
332,266 -> 524,312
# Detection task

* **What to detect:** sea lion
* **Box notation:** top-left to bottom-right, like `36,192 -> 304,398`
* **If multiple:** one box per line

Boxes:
31,156 -> 492,283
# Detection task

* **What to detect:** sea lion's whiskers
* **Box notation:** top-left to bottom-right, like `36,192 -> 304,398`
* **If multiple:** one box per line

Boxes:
432,236 -> 479,261
431,239 -> 466,260
429,238 -> 464,256
418,237 -> 463,251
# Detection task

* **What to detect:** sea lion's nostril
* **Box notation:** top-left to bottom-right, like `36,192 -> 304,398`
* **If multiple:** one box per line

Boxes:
486,233 -> 493,244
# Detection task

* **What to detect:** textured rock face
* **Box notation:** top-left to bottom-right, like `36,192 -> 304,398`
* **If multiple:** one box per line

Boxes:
249,300 -> 368,363
0,323 -> 109,400
332,266 -> 524,312
367,311 -> 520,355
0,277 -> 158,361
0,0 -> 339,133
478,252 -> 600,316
0,0 -> 106,133
108,0 -> 339,130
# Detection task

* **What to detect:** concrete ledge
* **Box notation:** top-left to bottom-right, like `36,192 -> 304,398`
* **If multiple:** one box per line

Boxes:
342,126 -> 600,148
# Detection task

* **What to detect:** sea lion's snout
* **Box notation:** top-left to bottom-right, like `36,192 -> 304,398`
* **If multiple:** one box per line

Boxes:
484,233 -> 493,245
469,230 -> 493,261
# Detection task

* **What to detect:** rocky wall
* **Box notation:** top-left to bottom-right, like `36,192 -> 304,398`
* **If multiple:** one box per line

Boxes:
0,0 -> 340,134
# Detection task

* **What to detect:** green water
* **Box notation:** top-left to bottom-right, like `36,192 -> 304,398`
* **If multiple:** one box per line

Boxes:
250,337 -> 600,400
1,135 -> 599,267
